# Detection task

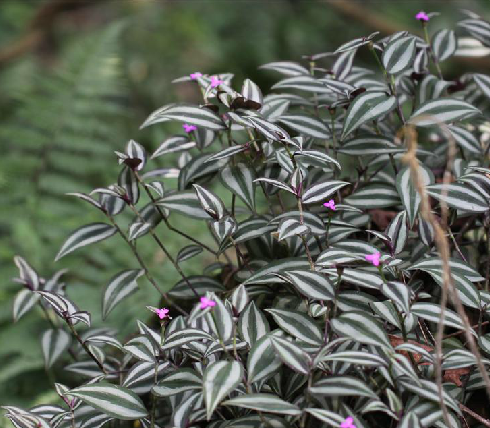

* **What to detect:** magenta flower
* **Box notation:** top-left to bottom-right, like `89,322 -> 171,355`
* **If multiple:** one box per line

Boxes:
190,72 -> 202,80
323,199 -> 336,210
210,75 -> 224,88
155,308 -> 170,319
200,296 -> 216,309
365,252 -> 381,267
415,11 -> 429,22
183,123 -> 197,133
340,417 -> 356,428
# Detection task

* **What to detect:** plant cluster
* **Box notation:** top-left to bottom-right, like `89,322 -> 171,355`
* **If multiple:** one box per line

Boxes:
6,9 -> 490,428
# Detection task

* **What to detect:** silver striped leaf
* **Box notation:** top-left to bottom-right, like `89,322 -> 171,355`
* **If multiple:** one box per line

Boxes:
152,368 -> 202,397
118,166 -> 139,204
171,392 -> 200,428
271,75 -> 334,94
156,192 -> 208,219
124,336 -> 155,363
230,284 -> 248,314
334,32 -> 379,54
341,91 -> 397,140
266,309 -> 322,345
426,270 -> 481,309
458,18 -> 490,48
67,193 -> 103,211
295,150 -> 340,170
385,210 -> 408,254
193,184 -> 226,220
123,362 -> 169,394
241,78 -> 263,104
417,214 -> 434,246
125,140 -> 146,171
344,183 -> 400,208
205,294 -> 233,342
176,245 -> 203,264
270,335 -> 311,375
161,328 -> 214,350
411,303 -> 473,334
232,217 -> 276,245
65,383 -> 148,420
205,145 -> 246,163
408,256 -> 484,282
305,409 -> 344,426
247,335 -> 281,384
260,98 -> 291,121
258,61 -> 309,76
319,78 -> 354,96
246,116 -> 290,141
413,48 -> 429,73
333,49 -> 356,81
253,178 -> 295,195
277,114 -> 330,139
382,36 -> 416,74
331,311 -> 392,349
431,29 -> 457,62
55,223 -> 117,261
168,276 -> 224,299
473,73 -> 490,99
219,163 -> 256,211
281,270 -> 335,301
381,281 -> 411,314
338,134 -> 404,155
223,394 -> 301,416
203,361 -> 243,420
102,270 -> 144,319
425,182 -> 489,212
409,97 -> 481,126
41,329 -> 71,368
14,256 -> 39,290
310,376 -> 377,398
277,218 -> 309,241
151,135 -> 195,159
448,125 -> 481,154
415,75 -> 452,105
178,154 -> 226,190
13,289 -> 39,322
141,103 -> 226,131
301,180 -> 349,204
238,301 -> 270,347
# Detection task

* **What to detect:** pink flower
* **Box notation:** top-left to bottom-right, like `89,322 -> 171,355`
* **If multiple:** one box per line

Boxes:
183,123 -> 197,133
155,308 -> 170,319
200,296 -> 216,309
190,72 -> 202,80
210,75 -> 224,88
415,11 -> 429,22
365,252 -> 381,267
323,199 -> 336,210
340,417 -> 356,428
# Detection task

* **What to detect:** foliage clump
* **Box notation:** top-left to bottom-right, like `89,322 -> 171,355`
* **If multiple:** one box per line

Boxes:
6,9 -> 490,428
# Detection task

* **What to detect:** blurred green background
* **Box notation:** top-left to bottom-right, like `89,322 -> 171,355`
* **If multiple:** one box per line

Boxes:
1,0 -> 489,423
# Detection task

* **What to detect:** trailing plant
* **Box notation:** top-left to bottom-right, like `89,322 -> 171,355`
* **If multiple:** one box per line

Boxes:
6,9 -> 490,428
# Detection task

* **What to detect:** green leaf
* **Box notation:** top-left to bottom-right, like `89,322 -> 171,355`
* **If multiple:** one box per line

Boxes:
203,361 -> 243,420
425,182 -> 489,212
152,368 -> 202,397
141,103 -> 226,131
331,311 -> 392,349
266,309 -> 322,345
55,223 -> 117,261
432,29 -> 457,62
238,301 -> 270,346
247,335 -> 281,384
223,394 -> 301,416
396,165 -> 434,227
409,98 -> 480,126
102,270 -> 144,319
41,329 -> 71,369
65,383 -> 148,420
341,91 -> 396,140
310,376 -> 377,398
382,36 -> 416,74
220,163 -> 256,211
270,335 -> 311,374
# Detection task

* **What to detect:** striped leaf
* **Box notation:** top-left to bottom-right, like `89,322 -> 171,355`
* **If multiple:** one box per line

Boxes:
151,135 -> 195,159
473,73 -> 490,99
270,336 -> 311,374
102,270 -> 144,319
141,103 -> 226,131
277,114 -> 330,139
55,223 -> 117,261
122,362 -> 168,394
156,192 -> 208,219
302,181 -> 349,204
118,166 -> 139,205
428,270 -> 480,309
408,256 -> 484,282
241,78 -> 263,104
220,163 -> 256,211
67,193 -> 103,211
176,245 -> 203,264
41,329 -> 71,368
277,218 -> 309,241
331,311 -> 392,349
296,150 -> 340,170
341,91 -> 396,140
241,258 -> 310,285
396,165 -> 434,227
382,36 -> 416,74
449,125 -> 481,154
381,281 -> 411,313
339,135 -> 404,155
386,210 -> 408,254
65,383 -> 148,420
315,248 -> 359,267
259,61 -> 309,76
411,303 -> 470,333
247,335 -> 281,384
124,336 -> 155,363
206,295 -> 233,341
161,328 -> 213,350
425,182 -> 489,212
319,350 -> 387,367
254,178 -> 295,195
203,361 -> 243,420
193,184 -> 226,220
171,393 -> 200,428
458,18 -> 490,48
14,256 -> 40,290
271,75 -> 333,94
206,145 -> 246,163
13,289 -> 39,322
282,270 -> 335,301
306,409 -> 344,426
85,335 -> 122,350
168,276 -> 225,299
230,284 -> 248,314
345,183 -> 400,208
152,368 -> 201,397
266,309 -> 322,345
223,394 -> 301,416
417,214 -> 434,246
178,153 -> 227,190
247,116 -> 291,142
126,140 -> 146,171
432,29 -> 457,62
409,98 -> 481,126
334,32 -> 379,53
271,211 -> 326,235
333,49 -> 356,80
238,301 -> 270,347
310,376 -> 376,398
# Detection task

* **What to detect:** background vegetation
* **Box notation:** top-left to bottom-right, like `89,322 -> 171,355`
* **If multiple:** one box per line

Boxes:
1,0 -> 489,424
